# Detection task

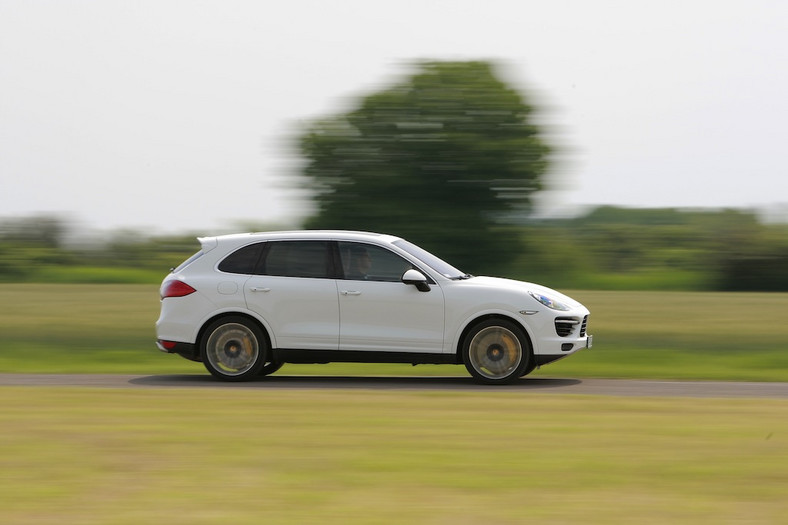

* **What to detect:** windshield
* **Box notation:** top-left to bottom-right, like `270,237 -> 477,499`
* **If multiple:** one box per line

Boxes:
392,239 -> 466,279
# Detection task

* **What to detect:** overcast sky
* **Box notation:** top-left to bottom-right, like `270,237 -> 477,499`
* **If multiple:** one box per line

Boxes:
1,0 -> 786,233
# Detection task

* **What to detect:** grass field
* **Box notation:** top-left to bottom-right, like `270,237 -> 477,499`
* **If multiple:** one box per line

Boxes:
1,284 -> 787,381
2,387 -> 787,524
2,285 -> 787,523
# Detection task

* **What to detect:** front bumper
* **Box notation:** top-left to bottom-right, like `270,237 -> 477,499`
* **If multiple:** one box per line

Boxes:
535,334 -> 592,366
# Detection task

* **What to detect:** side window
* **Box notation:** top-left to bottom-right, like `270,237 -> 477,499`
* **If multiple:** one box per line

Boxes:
338,242 -> 413,282
217,243 -> 264,274
261,241 -> 331,278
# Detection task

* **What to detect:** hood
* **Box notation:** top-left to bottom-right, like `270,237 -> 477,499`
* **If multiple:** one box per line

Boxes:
467,276 -> 585,309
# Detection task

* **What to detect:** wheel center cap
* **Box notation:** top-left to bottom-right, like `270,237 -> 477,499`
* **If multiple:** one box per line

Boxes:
224,341 -> 242,358
487,344 -> 504,361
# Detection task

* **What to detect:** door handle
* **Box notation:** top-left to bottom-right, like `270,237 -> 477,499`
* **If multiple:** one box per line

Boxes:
250,287 -> 271,293
341,290 -> 361,296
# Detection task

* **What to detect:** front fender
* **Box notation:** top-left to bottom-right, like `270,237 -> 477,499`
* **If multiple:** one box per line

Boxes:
449,308 -> 541,357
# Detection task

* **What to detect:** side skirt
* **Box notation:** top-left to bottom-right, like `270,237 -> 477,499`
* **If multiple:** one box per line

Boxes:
272,349 -> 461,365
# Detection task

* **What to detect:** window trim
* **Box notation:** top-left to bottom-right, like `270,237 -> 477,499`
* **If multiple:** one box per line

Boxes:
216,242 -> 265,275
332,241 -> 436,284
216,238 -> 439,283
256,240 -> 336,279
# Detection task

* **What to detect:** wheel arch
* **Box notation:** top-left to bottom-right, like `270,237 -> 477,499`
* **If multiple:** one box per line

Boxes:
196,311 -> 273,356
455,313 -> 534,360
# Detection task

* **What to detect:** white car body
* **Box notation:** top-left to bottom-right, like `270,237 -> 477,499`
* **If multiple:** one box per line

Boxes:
156,231 -> 591,384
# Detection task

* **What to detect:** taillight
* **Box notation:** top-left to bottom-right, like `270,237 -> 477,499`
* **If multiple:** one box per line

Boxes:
161,280 -> 197,299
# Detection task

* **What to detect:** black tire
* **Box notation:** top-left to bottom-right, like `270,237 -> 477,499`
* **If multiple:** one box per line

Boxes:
201,316 -> 268,381
259,360 -> 284,377
462,318 -> 531,385
520,361 -> 538,377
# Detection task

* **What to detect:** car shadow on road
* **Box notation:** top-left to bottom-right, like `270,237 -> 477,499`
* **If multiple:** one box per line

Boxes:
129,374 -> 582,391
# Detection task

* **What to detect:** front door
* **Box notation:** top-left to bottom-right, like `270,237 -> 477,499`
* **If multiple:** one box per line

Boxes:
336,242 -> 445,353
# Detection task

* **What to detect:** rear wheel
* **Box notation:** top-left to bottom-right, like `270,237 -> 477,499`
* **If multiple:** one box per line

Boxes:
201,317 -> 267,381
462,319 -> 531,385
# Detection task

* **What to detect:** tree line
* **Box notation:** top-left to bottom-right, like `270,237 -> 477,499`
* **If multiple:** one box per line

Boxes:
1,208 -> 786,290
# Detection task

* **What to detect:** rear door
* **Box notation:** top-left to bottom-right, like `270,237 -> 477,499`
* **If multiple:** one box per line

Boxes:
244,240 -> 339,350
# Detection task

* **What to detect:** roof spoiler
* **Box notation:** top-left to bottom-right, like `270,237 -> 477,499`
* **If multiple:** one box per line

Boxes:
197,236 -> 218,252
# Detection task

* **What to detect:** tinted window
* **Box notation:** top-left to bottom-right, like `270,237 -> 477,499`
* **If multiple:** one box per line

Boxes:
218,243 -> 264,274
338,242 -> 413,282
262,241 -> 331,278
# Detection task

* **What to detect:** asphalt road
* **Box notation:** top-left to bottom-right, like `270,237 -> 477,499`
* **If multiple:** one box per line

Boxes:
1,373 -> 787,398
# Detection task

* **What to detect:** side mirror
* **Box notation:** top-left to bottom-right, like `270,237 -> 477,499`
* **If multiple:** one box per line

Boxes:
402,269 -> 431,292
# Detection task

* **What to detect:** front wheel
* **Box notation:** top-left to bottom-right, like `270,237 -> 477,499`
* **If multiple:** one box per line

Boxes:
462,319 -> 531,385
259,360 -> 284,377
201,317 -> 268,381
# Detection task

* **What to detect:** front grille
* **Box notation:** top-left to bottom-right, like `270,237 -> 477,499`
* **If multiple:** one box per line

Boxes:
580,315 -> 588,337
554,317 -> 581,337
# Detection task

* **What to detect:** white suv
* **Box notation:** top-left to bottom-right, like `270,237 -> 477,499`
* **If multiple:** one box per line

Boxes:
156,231 -> 591,384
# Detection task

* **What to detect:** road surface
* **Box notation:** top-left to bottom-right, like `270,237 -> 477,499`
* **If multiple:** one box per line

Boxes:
1,373 -> 787,398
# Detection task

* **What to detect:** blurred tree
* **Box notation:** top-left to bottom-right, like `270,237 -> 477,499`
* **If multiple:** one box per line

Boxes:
0,215 -> 68,280
0,215 -> 66,247
298,61 -> 550,275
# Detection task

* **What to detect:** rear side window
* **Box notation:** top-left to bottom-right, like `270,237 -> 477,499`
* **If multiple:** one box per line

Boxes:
261,241 -> 331,278
218,243 -> 264,274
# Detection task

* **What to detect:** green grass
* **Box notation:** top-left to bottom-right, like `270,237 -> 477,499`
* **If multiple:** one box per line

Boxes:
0,283 -> 189,373
1,387 -> 786,524
1,284 -> 788,381
571,269 -> 713,291
522,268 -> 714,292
2,285 -> 787,523
28,265 -> 164,284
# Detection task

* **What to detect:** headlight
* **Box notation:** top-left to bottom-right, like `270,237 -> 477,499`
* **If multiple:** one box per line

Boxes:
529,291 -> 570,311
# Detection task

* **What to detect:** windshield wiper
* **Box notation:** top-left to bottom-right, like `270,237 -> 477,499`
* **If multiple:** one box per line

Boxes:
451,273 -> 473,280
